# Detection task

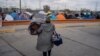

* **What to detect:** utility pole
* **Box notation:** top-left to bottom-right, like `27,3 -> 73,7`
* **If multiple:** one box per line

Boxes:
38,0 -> 41,10
19,0 -> 21,13
95,2 -> 98,11
0,1 -> 3,8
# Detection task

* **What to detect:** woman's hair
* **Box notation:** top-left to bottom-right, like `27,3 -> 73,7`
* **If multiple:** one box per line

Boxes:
45,16 -> 51,23
28,22 -> 40,35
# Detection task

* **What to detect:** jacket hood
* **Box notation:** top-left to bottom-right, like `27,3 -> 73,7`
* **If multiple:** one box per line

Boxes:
43,24 -> 53,32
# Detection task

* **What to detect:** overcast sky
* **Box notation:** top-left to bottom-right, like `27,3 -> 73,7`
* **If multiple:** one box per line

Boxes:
0,0 -> 100,11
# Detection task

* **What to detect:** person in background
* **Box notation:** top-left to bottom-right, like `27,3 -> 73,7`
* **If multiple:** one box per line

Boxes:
32,5 -> 52,25
36,18 -> 55,56
40,5 -> 51,15
37,5 -> 52,22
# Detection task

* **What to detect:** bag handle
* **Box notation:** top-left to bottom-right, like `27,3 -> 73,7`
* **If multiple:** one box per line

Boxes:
53,31 -> 57,35
53,31 -> 60,37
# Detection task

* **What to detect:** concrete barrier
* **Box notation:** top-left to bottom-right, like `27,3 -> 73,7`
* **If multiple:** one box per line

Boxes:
2,19 -> 100,26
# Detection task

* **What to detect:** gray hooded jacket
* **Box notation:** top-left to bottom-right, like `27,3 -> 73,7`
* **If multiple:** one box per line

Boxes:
36,23 -> 55,52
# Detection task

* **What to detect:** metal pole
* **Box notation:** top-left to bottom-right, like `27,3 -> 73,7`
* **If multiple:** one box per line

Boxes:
39,0 -> 41,10
95,2 -> 98,11
19,0 -> 21,13
0,1 -> 3,8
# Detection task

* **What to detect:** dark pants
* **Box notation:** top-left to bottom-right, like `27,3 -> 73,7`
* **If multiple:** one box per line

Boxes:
43,50 -> 51,56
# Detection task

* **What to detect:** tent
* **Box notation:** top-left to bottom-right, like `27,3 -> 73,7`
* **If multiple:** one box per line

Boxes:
56,13 -> 66,20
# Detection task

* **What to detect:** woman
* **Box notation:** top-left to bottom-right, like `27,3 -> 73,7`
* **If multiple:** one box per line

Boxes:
29,14 -> 55,56
36,18 -> 55,56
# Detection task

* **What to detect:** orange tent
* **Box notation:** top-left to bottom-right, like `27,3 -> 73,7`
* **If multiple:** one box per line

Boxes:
56,13 -> 66,20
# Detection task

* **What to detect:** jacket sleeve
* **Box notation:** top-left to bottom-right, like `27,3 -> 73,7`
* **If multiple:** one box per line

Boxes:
37,24 -> 43,34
